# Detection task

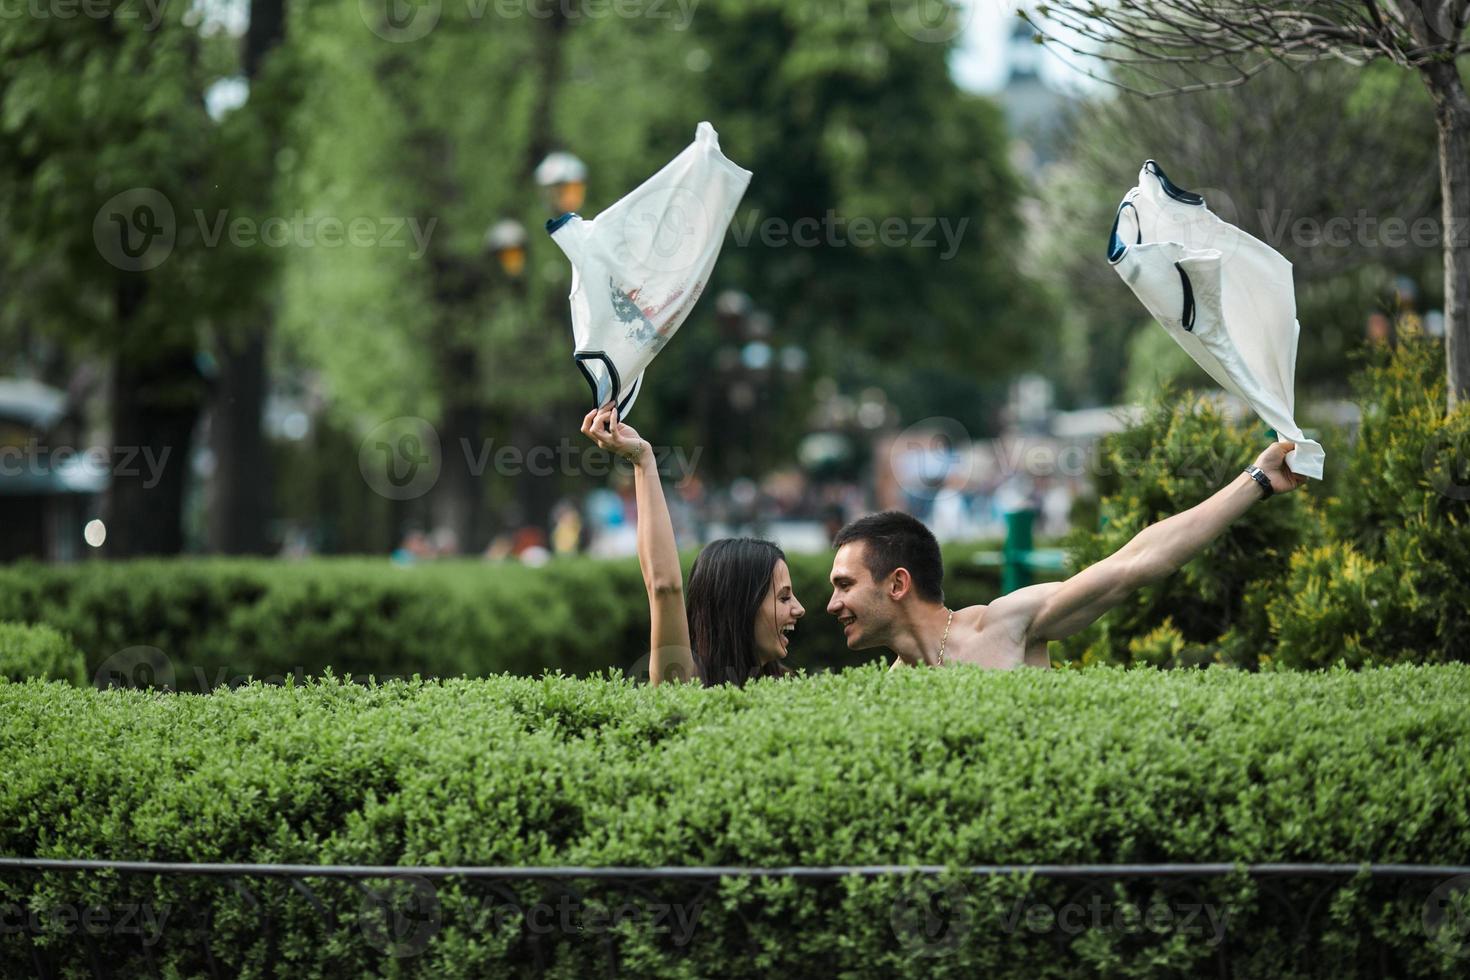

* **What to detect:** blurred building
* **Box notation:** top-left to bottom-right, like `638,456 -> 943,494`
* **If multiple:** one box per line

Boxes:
0,378 -> 107,560
998,18 -> 1071,168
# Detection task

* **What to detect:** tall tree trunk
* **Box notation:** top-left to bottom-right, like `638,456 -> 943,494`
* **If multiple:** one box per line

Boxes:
509,7 -> 571,539
209,325 -> 272,553
1423,59 -> 1470,411
208,0 -> 287,554
432,346 -> 484,553
104,280 -> 207,557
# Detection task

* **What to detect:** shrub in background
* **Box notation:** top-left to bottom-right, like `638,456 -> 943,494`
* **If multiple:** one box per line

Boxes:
1061,331 -> 1470,669
0,543 -> 1023,689
0,622 -> 85,685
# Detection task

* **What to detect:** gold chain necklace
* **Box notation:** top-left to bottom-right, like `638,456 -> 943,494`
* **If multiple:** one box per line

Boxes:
936,608 -> 954,667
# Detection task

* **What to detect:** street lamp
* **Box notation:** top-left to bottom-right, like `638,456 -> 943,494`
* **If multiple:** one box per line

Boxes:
534,151 -> 588,215
484,219 -> 528,278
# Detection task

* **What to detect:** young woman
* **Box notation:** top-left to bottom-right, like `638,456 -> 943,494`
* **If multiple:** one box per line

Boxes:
580,404 -> 804,687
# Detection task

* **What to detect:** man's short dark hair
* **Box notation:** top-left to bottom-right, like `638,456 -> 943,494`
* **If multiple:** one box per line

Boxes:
832,511 -> 944,604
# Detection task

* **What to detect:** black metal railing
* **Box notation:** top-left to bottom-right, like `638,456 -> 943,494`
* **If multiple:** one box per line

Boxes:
2,859 -> 1467,978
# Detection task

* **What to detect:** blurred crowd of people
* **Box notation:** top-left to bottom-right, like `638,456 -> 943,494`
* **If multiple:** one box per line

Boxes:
376,426 -> 1086,565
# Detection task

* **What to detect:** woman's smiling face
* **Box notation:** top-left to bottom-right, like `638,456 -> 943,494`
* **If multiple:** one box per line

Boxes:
753,559 -> 804,663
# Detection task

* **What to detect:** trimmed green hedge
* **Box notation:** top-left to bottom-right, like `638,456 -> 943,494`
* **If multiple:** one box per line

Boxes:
0,543 -> 1025,688
0,622 -> 84,685
3,665 -> 1469,977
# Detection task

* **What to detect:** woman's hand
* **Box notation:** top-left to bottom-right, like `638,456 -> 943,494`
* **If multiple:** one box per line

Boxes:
1253,441 -> 1308,494
580,404 -> 650,464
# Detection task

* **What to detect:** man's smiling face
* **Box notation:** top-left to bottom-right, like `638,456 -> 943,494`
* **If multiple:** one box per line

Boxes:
827,541 -> 895,651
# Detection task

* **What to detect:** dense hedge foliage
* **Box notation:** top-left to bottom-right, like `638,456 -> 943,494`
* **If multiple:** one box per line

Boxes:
0,622 -> 84,685
0,544 -> 1021,689
1061,332 -> 1470,668
3,665 -> 1469,977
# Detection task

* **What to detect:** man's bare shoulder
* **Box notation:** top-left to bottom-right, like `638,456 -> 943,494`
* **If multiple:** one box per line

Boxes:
957,599 -> 1053,670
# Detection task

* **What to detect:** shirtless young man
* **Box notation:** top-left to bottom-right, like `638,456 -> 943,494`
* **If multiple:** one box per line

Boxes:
826,441 -> 1307,669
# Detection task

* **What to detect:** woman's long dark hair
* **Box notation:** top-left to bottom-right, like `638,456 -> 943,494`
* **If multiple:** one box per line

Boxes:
686,538 -> 792,688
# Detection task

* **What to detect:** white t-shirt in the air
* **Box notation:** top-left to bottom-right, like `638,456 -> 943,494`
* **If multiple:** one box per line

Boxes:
548,121 -> 752,419
1109,160 -> 1325,479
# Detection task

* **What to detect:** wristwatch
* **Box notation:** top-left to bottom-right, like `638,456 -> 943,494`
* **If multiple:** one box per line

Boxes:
1243,464 -> 1273,500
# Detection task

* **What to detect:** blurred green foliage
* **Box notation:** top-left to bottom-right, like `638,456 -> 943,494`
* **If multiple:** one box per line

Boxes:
4,664 -> 1470,974
277,0 -> 1039,475
1030,61 -> 1441,408
0,621 -> 84,685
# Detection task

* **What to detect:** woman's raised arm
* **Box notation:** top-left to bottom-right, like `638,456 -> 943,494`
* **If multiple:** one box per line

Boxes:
581,406 -> 695,685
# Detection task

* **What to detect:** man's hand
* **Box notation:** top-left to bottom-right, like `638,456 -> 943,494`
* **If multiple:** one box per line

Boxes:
581,404 -> 649,464
1253,441 -> 1308,494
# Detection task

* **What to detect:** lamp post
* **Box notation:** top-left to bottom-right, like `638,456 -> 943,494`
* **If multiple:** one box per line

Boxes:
484,219 -> 528,278
534,151 -> 588,216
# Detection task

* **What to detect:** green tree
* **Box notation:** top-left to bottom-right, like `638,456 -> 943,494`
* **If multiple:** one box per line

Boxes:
0,4 -> 281,554
280,2 -> 694,547
1032,0 -> 1470,411
1026,60 -> 1441,408
663,0 -> 1046,454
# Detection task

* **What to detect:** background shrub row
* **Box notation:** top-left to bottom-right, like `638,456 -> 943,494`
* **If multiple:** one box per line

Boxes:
1060,332 -> 1470,669
0,544 -> 1023,689
3,665 -> 1469,977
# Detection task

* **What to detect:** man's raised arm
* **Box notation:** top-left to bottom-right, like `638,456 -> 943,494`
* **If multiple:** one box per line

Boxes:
990,442 -> 1307,645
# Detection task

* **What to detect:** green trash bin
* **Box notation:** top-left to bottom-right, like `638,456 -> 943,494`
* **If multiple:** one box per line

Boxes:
1002,508 -> 1036,595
